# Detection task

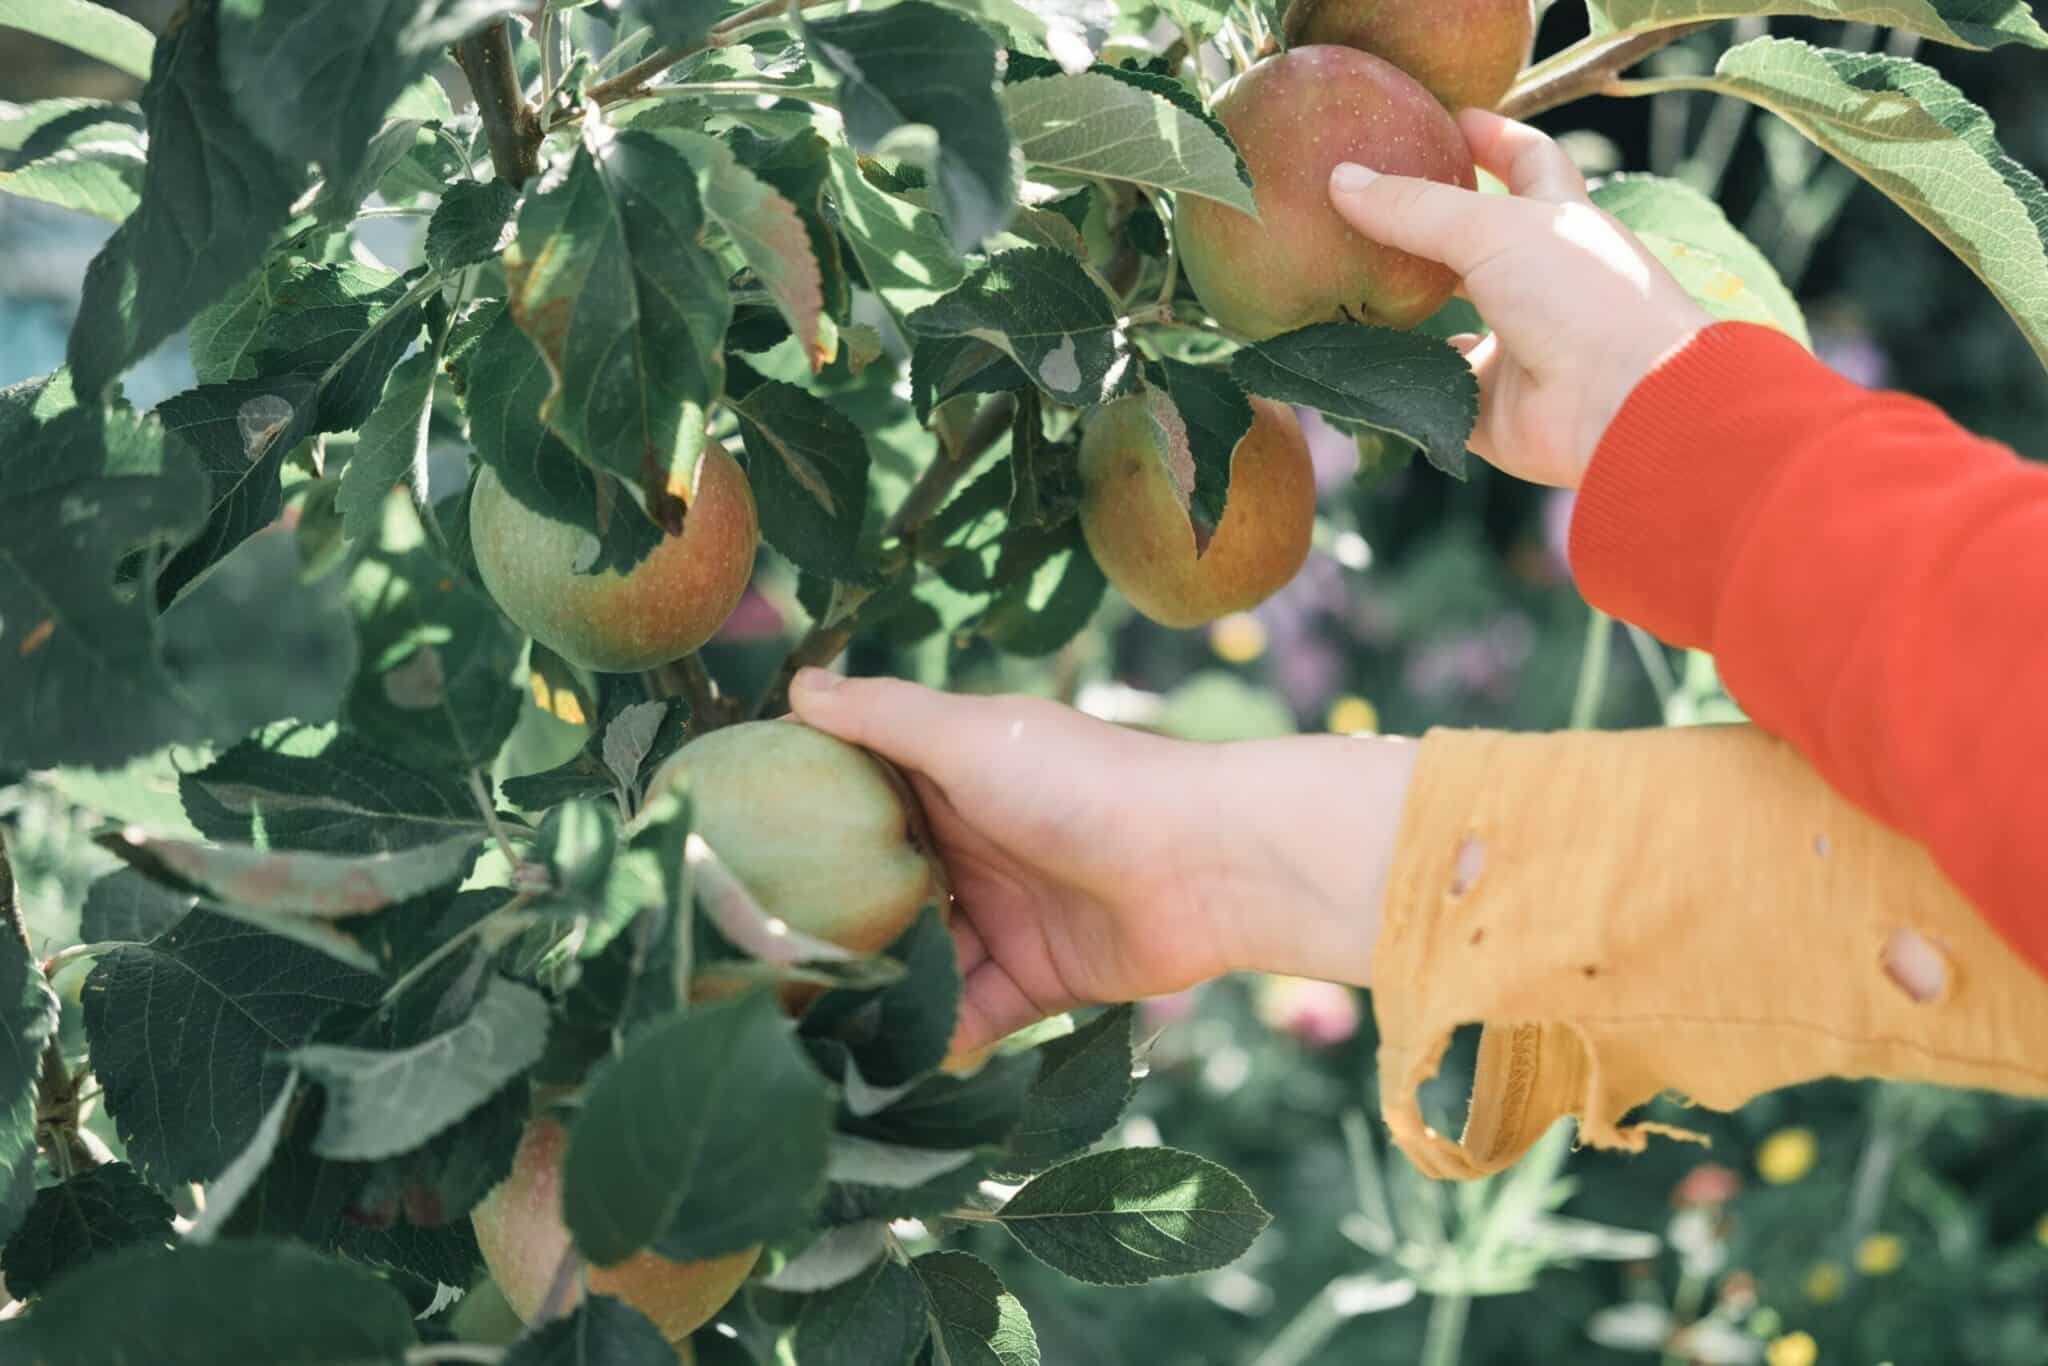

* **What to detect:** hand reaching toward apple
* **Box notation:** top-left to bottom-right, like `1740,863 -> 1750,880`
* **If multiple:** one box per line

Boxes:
789,669 -> 1418,1060
1327,110 -> 1714,490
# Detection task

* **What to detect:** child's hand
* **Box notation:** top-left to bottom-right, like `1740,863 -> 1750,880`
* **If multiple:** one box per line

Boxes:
1328,110 -> 1712,489
789,670 -> 1416,1058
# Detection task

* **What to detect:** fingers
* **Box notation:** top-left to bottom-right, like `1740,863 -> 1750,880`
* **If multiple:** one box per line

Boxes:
1451,333 -> 1504,465
950,957 -> 1058,1062
789,668 -> 975,775
1456,109 -> 1589,205
1328,162 -> 1533,279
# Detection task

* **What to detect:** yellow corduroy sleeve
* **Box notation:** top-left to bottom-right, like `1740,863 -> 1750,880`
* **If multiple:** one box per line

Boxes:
1372,724 -> 2048,1181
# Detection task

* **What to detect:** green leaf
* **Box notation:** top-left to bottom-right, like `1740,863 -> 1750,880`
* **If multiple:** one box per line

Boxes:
801,908 -> 958,1088
79,869 -> 193,943
793,1259 -> 929,1366
974,521 -> 1107,658
157,264 -> 425,599
621,0 -> 722,51
239,262 -> 426,432
0,0 -> 155,79
426,178 -> 521,275
504,126 -> 731,523
910,248 -> 1130,407
1152,0 -> 1232,40
733,381 -> 874,581
0,100 -> 144,220
3,1239 -> 418,1365
81,910 -> 382,1187
808,2 -> 1015,250
563,992 -> 833,1265
0,1163 -> 177,1299
182,721 -> 483,855
0,389 -> 218,771
821,1153 -> 989,1228
0,97 -> 142,158
841,1052 -> 1038,1151
219,0 -> 524,188
185,1072 -> 298,1242
1001,72 -> 1254,215
454,305 -> 665,575
913,1251 -> 1040,1366
824,141 -> 966,314
504,1294 -> 682,1366
1586,0 -> 2048,50
1144,359 -> 1252,537
66,0 -> 304,396
1629,38 -> 2048,368
995,1146 -> 1270,1285
1231,323 -> 1477,477
188,257 -> 281,384
662,128 -> 832,372
107,828 -> 481,921
0,929 -> 58,1247
291,976 -> 549,1161
345,542 -> 526,774
338,350 -> 439,545
1590,173 -> 1811,346
1000,1005 -> 1134,1174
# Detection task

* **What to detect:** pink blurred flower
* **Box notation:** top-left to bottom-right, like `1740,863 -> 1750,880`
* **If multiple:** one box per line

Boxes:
1253,975 -> 1362,1047
714,587 -> 785,641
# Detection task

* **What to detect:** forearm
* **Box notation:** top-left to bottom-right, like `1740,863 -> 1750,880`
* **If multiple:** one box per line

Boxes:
1571,322 -> 2048,976
1208,733 -> 1418,990
1371,724 -> 2048,1180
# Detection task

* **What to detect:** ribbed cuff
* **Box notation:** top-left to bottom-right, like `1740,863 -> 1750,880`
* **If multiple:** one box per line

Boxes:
1567,323 -> 1856,647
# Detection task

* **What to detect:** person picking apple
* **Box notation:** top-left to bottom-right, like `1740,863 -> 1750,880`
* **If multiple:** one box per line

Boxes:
790,110 -> 2048,1180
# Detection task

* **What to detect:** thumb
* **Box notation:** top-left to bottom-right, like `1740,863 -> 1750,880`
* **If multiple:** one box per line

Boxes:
789,668 -> 969,775
1327,162 -> 1533,279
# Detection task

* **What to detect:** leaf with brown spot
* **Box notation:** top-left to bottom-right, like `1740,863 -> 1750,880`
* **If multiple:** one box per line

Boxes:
660,129 -> 832,372
105,827 -> 481,920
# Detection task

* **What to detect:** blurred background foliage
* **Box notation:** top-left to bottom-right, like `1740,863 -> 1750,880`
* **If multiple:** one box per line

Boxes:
5,3 -> 2046,1363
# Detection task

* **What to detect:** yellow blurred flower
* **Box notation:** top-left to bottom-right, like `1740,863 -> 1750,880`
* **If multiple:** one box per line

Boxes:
1855,1233 -> 1904,1275
1766,1330 -> 1818,1366
1209,613 -> 1267,664
1326,695 -> 1379,735
1756,1127 -> 1816,1184
1802,1261 -> 1844,1303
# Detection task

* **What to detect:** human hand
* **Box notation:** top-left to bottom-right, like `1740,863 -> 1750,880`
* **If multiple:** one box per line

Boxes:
1327,110 -> 1712,489
788,669 -> 1417,1058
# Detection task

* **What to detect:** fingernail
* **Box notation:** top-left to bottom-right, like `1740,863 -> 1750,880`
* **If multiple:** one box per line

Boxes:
791,667 -> 841,698
1331,162 -> 1377,194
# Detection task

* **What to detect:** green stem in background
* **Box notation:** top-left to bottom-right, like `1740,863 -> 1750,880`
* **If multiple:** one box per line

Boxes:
1497,22 -> 1715,122
1419,1289 -> 1471,1366
453,20 -> 541,185
1569,608 -> 1615,730
1246,1279 -> 1350,1366
1626,624 -> 1679,711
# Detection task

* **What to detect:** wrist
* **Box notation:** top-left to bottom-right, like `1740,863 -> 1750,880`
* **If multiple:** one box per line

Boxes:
1196,732 -> 1420,989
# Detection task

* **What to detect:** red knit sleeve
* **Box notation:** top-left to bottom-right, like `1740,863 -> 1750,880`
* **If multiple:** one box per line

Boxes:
1568,322 -> 2048,978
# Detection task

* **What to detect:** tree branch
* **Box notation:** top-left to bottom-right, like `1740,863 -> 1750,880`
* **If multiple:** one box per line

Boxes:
753,394 -> 1018,718
1497,22 -> 1715,122
580,0 -> 841,112
455,21 -> 542,185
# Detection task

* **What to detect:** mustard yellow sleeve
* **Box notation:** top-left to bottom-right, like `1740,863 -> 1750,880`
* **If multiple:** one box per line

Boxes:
1372,724 -> 2048,1181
